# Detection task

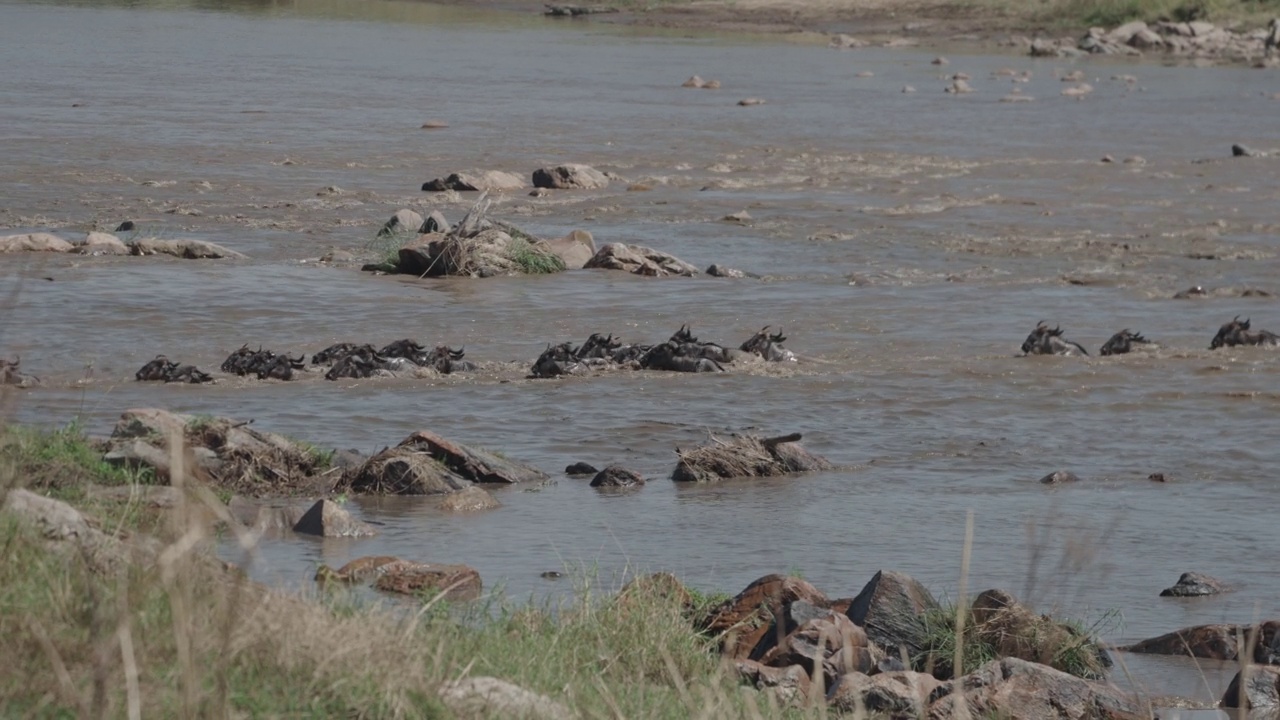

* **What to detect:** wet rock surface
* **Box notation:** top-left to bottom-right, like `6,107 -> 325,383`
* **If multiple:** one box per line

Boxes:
583,242 -> 699,277
1160,571 -> 1227,597
1123,620 -> 1280,663
672,432 -> 830,482
588,464 -> 645,488
292,498 -> 378,538
316,556 -> 482,600
532,163 -> 609,190
421,170 -> 525,192
846,570 -> 940,662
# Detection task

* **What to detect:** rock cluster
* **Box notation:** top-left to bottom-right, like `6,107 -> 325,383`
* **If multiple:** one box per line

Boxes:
0,231 -> 246,259
1019,19 -> 1280,63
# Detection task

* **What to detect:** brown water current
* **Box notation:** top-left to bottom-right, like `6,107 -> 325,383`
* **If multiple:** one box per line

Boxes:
3,0 -> 1279,701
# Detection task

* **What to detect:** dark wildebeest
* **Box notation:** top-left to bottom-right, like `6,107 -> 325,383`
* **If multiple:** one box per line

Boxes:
639,341 -> 724,373
257,353 -> 305,380
325,352 -> 388,380
739,326 -> 797,362
426,345 -> 476,374
609,343 -> 651,365
136,355 -> 176,381
668,325 -> 733,363
575,333 -> 622,360
312,343 -> 373,365
165,364 -> 213,384
220,345 -> 261,375
379,339 -> 430,365
1021,322 -> 1088,357
1,356 -> 40,387
221,346 -> 304,379
530,343 -> 582,378
1209,316 -> 1280,350
1099,330 -> 1150,356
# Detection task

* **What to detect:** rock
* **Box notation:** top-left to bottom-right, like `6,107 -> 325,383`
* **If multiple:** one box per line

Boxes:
855,71 -> 874,78
439,677 -> 573,720
757,609 -> 879,687
1173,285 -> 1207,299
343,446 -> 474,495
3,489 -> 159,573
532,164 -> 609,190
128,238 -> 247,259
420,120 -> 449,129
1233,143 -> 1266,157
846,570 -> 940,661
0,233 -> 73,253
1000,94 -> 1034,103
930,657 -> 1145,720
379,209 -> 424,238
292,499 -> 377,538
544,3 -> 617,16
1029,38 -> 1060,57
682,75 -> 707,87
673,433 -> 831,482
946,79 -> 974,94
395,232 -> 447,276
421,170 -> 525,192
373,560 -> 482,600
541,230 -> 596,270
420,210 -> 449,234
1130,28 -> 1164,48
829,670 -> 942,715
75,231 -> 130,255
1062,83 -> 1094,98
564,462 -> 599,476
1040,470 -> 1080,484
1107,20 -> 1148,44
115,220 -> 136,232
931,56 -> 949,65
735,660 -> 811,706
699,574 -> 829,659
584,242 -> 699,277
616,572 -> 694,612
1160,571 -> 1226,597
398,430 -> 547,485
902,85 -> 917,93
721,210 -> 751,223
964,589 -> 1109,679
589,464 -> 645,488
1188,20 -> 1216,36
738,98 -> 766,106
1147,472 -> 1168,482
706,264 -> 746,278
1222,666 -> 1280,710
437,485 -> 500,513
1123,621 -> 1280,662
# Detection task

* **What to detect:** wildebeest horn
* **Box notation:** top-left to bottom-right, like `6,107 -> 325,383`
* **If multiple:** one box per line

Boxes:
450,347 -> 465,359
1244,317 -> 1251,328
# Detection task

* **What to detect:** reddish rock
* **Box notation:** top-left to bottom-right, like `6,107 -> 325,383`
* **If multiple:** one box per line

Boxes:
1124,621 -> 1280,663
699,574 -> 829,659
757,610 -> 878,687
735,660 -> 811,706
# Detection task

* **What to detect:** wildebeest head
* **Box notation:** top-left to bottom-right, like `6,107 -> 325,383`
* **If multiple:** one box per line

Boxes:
136,355 -> 177,382
530,342 -> 581,378
427,344 -> 473,374
1021,322 -> 1088,356
669,324 -> 698,344
379,339 -> 427,362
1,355 -> 37,386
739,326 -> 796,362
1210,316 -> 1249,349
312,342 -> 371,366
1099,329 -> 1149,356
576,333 -> 622,360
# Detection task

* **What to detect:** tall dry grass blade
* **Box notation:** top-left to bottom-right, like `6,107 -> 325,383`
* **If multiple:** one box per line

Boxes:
161,429 -> 200,718
951,509 -> 975,720
660,646 -> 694,707
592,675 -> 628,720
115,568 -> 142,720
29,618 -> 88,716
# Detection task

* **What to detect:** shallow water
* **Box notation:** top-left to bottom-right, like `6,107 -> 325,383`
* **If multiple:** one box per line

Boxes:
3,0 -> 1280,701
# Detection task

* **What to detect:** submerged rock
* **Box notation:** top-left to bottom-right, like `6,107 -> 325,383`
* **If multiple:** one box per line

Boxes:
421,170 -> 525,192
316,556 -> 482,600
1039,470 -> 1081,484
1123,621 -> 1280,662
75,231 -> 130,255
379,208 -> 424,237
0,233 -> 74,253
129,238 -> 247,259
589,464 -> 645,488
292,499 -> 378,538
672,432 -> 830,482
1159,571 -> 1227,597
436,485 -> 500,513
565,462 -> 599,476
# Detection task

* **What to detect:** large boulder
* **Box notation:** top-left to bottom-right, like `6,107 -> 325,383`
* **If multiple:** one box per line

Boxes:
0,233 -> 73,253
589,465 -> 645,488
734,660 -> 811,706
292,499 -> 378,538
756,608 -> 879,687
436,485 -> 501,513
928,658 -> 1146,720
672,433 -> 831,483
1159,571 -> 1226,597
845,570 -> 940,662
540,230 -> 596,270
421,171 -> 525,192
1123,621 -> 1280,663
396,232 -> 447,275
584,242 -> 699,277
342,446 -> 474,495
965,589 -> 1109,679
75,231 -> 131,255
102,408 -> 333,495
532,164 -> 609,190
228,496 -> 309,537
399,430 -> 547,485
1222,666 -> 1280,710
699,574 -> 829,659
128,238 -> 247,259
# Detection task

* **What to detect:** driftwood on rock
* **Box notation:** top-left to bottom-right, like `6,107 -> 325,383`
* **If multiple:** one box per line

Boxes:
672,432 -> 830,482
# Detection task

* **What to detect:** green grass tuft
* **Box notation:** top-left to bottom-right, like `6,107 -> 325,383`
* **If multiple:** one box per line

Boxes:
505,236 -> 565,275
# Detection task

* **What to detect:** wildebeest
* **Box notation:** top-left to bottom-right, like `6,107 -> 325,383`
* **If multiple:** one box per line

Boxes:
530,342 -> 582,378
312,343 -> 372,365
220,346 -> 304,380
326,352 -> 386,380
1099,330 -> 1150,356
667,325 -> 733,363
379,339 -> 429,365
425,345 -> 476,374
1021,322 -> 1088,357
1209,316 -> 1280,350
1,356 -> 40,387
739,326 -> 797,362
576,333 -> 621,360
135,355 -> 213,383
639,341 -> 724,373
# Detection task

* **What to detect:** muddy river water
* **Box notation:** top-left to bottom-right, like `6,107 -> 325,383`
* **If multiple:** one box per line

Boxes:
3,0 -> 1279,701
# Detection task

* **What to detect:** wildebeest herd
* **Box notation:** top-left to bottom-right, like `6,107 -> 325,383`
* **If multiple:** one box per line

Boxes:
1,317 -> 1275,388
1020,316 -> 1279,357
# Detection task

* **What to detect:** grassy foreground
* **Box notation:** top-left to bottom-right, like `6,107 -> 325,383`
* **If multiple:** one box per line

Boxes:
0,424 -> 813,718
